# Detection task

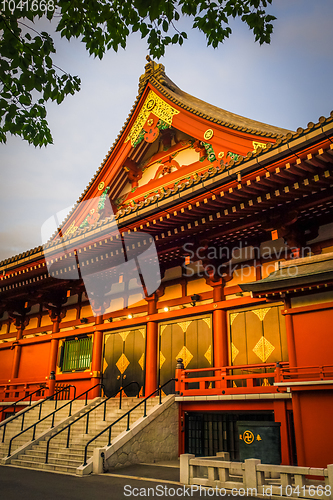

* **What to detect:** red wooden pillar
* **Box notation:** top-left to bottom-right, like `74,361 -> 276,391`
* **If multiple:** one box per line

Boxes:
90,314 -> 104,398
292,392 -> 306,466
274,400 -> 291,465
48,327 -> 60,398
145,295 -> 158,396
10,345 -> 22,380
48,305 -> 65,398
145,321 -> 158,396
283,304 -> 297,367
10,316 -> 29,380
213,309 -> 228,367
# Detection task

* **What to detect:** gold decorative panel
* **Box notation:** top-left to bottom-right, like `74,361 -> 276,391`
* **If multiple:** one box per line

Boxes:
160,325 -> 168,336
160,351 -> 166,369
230,313 -> 239,325
204,345 -> 212,365
103,358 -> 108,372
231,343 -> 239,363
116,353 -> 130,374
202,317 -> 211,329
118,331 -> 130,342
178,321 -> 192,333
252,337 -> 275,362
251,308 -> 271,322
139,329 -> 146,339
253,141 -> 267,152
125,90 -> 179,147
176,346 -> 193,368
138,353 -> 145,371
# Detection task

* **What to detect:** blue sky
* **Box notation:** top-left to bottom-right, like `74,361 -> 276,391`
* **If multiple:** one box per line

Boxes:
1,0 -> 333,261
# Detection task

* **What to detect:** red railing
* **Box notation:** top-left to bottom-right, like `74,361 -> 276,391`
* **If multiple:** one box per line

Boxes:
279,365 -> 333,382
176,362 -> 289,397
0,381 -> 48,403
176,362 -> 333,397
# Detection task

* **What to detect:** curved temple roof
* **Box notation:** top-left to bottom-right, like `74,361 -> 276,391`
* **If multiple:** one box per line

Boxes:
2,59 -> 333,269
140,58 -> 291,138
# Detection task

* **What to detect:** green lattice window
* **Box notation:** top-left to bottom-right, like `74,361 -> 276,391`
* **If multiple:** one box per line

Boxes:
61,337 -> 92,372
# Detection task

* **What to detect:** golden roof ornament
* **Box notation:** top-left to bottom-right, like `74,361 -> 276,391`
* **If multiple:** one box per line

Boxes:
138,55 -> 168,94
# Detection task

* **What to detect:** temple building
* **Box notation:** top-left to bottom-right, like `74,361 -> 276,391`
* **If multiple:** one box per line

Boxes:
1,58 -> 333,470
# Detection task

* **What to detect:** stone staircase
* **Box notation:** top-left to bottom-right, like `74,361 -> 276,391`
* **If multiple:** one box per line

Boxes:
0,399 -> 88,460
5,397 -> 160,474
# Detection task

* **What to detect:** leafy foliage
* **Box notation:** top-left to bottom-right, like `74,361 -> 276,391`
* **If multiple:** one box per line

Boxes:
0,0 -> 276,146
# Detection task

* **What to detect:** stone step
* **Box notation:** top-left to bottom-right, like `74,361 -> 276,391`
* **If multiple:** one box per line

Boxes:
4,396 -> 165,472
25,448 -> 84,461
10,459 -> 78,474
16,453 -> 83,468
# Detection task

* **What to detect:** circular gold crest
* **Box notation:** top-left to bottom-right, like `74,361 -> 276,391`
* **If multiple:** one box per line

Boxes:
147,118 -> 154,126
146,98 -> 155,111
218,151 -> 225,159
243,430 -> 254,445
98,181 -> 105,191
204,129 -> 214,140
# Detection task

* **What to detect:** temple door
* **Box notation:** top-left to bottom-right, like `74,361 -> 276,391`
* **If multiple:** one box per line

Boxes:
159,316 -> 212,394
229,304 -> 288,386
102,327 -> 146,397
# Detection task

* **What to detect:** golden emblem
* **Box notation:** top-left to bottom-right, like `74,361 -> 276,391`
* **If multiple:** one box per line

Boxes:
253,141 -> 267,152
218,151 -> 225,158
98,181 -> 105,191
64,220 -> 78,236
204,129 -> 214,140
243,430 -> 254,445
146,98 -> 155,111
125,90 -> 179,147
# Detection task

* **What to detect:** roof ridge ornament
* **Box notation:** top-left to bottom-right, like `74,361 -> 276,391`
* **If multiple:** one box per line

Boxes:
138,56 -> 168,94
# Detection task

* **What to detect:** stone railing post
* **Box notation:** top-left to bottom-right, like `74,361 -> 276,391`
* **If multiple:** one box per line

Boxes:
244,459 -> 260,490
180,454 -> 195,485
327,464 -> 333,500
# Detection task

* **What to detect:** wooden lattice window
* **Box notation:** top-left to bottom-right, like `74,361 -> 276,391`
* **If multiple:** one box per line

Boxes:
61,337 -> 92,372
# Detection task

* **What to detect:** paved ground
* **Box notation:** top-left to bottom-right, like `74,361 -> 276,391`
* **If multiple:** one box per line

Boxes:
0,462 -> 257,499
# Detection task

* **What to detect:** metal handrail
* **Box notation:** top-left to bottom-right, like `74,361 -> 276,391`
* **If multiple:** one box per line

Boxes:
1,385 -> 76,444
7,383 -> 103,456
45,381 -> 140,464
82,378 -> 176,466
0,386 -> 46,418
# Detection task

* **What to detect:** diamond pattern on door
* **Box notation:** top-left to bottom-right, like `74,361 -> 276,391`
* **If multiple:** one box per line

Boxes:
178,321 -> 192,333
116,353 -> 130,374
204,345 -> 212,365
231,343 -> 240,363
203,317 -> 211,329
176,346 -> 193,368
139,329 -> 146,339
160,325 -> 168,336
230,313 -> 239,325
252,336 -> 275,362
251,308 -> 271,322
159,351 -> 166,369
138,353 -> 144,370
118,331 -> 130,342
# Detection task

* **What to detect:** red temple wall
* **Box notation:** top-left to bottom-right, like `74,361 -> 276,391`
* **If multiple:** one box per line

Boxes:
0,348 -> 14,381
292,307 -> 333,366
295,390 -> 333,468
17,342 -> 50,380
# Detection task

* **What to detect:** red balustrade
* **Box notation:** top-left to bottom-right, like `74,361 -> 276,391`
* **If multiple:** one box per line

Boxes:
176,362 -> 333,397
